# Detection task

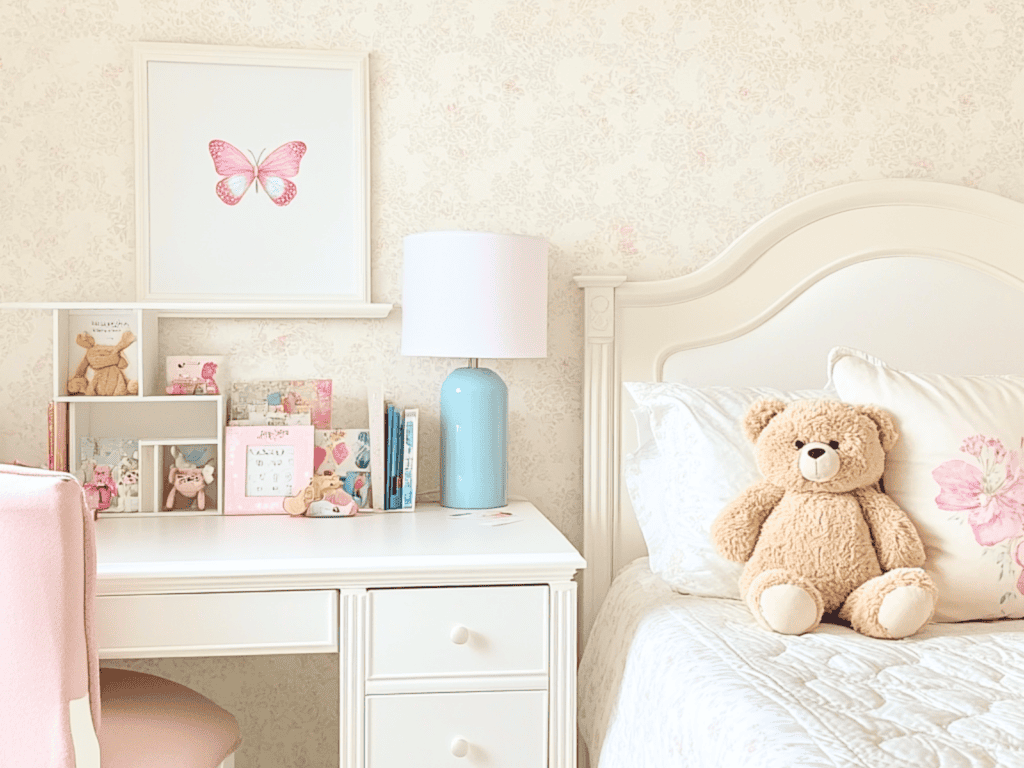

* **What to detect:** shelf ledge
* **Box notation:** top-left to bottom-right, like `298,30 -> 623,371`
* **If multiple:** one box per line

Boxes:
55,395 -> 225,403
0,301 -> 394,319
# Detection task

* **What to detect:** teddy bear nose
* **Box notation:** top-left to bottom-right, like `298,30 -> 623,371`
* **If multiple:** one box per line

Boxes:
807,448 -> 826,459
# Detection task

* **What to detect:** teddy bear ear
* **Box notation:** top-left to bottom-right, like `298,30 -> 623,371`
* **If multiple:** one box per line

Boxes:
742,398 -> 788,443
76,333 -> 95,349
855,404 -> 900,452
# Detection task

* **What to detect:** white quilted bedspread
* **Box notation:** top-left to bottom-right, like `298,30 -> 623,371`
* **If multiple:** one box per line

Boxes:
578,559 -> 1024,768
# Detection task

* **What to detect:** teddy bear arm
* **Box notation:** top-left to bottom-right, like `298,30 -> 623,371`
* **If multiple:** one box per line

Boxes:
854,487 -> 926,570
711,480 -> 786,563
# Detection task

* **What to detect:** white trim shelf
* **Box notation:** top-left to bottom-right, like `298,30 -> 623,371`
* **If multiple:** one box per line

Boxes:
0,301 -> 393,319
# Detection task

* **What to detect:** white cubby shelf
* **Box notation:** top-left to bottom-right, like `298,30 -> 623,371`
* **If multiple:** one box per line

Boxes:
38,304 -> 234,517
5,300 -> 393,516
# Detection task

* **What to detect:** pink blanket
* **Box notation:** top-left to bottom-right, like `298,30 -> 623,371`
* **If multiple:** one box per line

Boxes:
0,464 -> 101,766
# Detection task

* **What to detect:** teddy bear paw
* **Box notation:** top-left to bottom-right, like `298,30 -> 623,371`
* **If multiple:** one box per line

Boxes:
759,584 -> 821,635
877,585 -> 934,639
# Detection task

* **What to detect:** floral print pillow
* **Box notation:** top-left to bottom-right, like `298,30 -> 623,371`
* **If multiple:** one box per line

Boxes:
829,346 -> 1024,622
933,436 -> 1024,604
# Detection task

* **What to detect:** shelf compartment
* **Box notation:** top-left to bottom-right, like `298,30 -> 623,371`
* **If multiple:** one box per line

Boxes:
132,439 -> 221,516
55,308 -> 152,398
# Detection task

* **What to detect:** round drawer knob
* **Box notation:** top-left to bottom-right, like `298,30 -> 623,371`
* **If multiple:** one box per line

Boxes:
450,625 -> 470,645
450,737 -> 470,758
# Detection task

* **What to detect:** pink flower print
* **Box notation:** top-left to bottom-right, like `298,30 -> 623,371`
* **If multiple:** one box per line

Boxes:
333,442 -> 349,466
200,362 -> 219,394
961,435 -> 1008,463
933,436 -> 1024,546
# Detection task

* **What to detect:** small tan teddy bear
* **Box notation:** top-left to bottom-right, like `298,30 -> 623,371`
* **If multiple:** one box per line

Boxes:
67,331 -> 139,396
710,398 -> 937,640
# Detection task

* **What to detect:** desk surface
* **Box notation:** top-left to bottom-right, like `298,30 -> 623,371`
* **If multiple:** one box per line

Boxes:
95,500 -> 585,595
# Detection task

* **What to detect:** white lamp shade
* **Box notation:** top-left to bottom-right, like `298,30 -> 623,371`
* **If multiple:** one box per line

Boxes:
401,231 -> 549,359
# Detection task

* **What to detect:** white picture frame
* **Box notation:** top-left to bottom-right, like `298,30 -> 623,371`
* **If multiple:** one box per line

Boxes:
134,42 -> 370,306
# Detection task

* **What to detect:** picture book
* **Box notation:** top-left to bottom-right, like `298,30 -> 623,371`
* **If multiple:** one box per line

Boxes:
315,428 -> 371,511
314,428 -> 371,475
400,408 -> 419,511
77,437 -> 139,513
229,379 -> 332,428
386,403 -> 403,509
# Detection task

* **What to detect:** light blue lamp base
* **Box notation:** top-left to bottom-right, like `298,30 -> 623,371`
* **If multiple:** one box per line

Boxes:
440,365 -> 507,509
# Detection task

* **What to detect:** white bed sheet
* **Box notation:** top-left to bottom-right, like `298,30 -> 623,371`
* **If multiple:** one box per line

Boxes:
578,558 -> 1024,768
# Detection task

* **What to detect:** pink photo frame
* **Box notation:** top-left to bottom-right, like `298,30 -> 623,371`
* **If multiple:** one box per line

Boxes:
224,425 -> 314,514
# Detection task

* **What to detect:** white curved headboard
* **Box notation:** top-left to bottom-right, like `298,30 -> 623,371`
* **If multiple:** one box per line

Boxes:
575,179 -> 1024,646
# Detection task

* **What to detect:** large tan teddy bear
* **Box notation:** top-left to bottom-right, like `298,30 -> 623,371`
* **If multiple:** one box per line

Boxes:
710,399 -> 937,640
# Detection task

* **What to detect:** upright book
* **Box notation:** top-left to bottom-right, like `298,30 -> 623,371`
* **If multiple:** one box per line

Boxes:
315,428 -> 372,510
386,403 -> 403,510
400,408 -> 419,511
47,401 -> 68,472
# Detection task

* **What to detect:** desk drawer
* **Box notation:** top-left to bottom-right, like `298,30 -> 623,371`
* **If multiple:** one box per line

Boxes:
366,690 -> 547,768
96,590 -> 337,658
368,585 -> 547,682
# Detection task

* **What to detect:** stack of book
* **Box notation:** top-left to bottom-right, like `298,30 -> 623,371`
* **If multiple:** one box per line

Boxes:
367,384 -> 418,511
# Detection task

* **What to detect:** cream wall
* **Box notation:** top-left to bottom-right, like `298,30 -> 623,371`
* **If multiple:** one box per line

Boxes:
2,1 -> 1023,765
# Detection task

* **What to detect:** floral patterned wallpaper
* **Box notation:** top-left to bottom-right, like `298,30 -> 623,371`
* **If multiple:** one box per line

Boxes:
1,0 -> 1022,765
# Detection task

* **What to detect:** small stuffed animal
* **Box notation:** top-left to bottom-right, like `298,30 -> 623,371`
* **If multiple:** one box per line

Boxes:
68,331 -> 139,396
166,464 -> 215,510
710,398 -> 937,640
84,464 -> 118,512
283,472 -> 355,516
112,452 -> 140,512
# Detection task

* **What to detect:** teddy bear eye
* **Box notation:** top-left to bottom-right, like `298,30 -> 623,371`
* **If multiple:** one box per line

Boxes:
829,441 -> 840,450
795,440 -> 805,449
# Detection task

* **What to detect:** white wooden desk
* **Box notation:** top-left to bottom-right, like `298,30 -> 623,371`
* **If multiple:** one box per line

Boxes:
95,500 -> 585,768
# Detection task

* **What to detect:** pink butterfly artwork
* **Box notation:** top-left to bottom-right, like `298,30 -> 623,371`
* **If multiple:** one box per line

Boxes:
208,140 -> 307,206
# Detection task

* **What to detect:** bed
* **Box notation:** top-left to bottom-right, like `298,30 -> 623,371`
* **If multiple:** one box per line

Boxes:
574,180 -> 1024,768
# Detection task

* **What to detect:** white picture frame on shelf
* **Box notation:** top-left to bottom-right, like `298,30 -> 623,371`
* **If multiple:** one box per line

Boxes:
134,42 -> 370,306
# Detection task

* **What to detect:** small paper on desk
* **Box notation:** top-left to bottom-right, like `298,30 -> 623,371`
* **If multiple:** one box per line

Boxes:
447,509 -> 522,526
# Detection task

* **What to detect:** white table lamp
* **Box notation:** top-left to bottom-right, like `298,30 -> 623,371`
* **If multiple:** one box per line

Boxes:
402,231 -> 548,509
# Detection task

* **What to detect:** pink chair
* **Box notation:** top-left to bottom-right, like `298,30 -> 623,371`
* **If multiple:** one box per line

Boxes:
0,464 -> 240,768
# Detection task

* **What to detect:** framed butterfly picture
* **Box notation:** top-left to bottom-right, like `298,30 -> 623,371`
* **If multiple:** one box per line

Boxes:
133,43 -> 371,309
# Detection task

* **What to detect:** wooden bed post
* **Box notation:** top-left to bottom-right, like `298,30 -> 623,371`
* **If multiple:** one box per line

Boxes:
574,275 -> 626,648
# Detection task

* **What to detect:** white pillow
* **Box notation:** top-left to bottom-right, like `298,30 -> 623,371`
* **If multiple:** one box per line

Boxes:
623,382 -> 833,599
828,347 -> 1024,622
